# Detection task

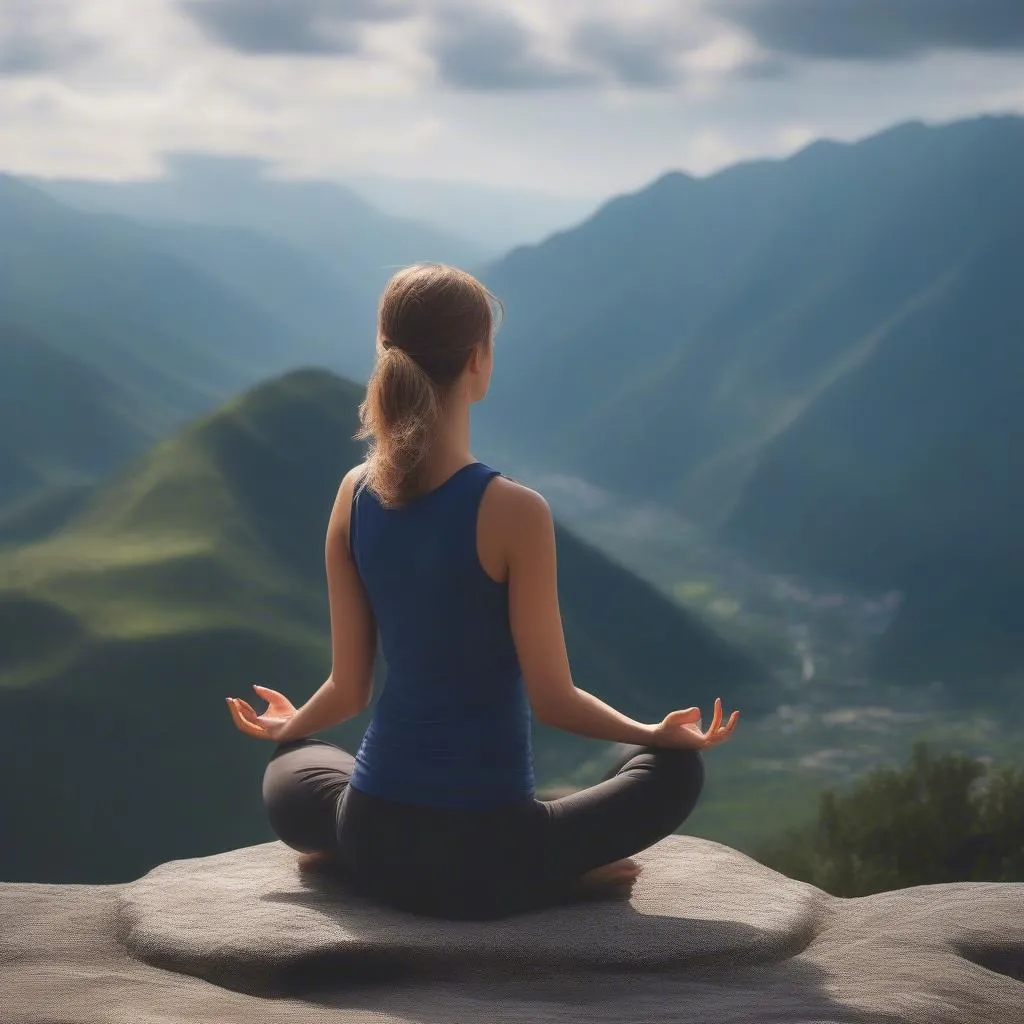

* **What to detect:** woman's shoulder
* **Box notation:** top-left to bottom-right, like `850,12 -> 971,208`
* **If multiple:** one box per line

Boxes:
340,462 -> 369,502
488,469 -> 545,503
332,463 -> 371,523
477,471 -> 553,576
482,471 -> 552,533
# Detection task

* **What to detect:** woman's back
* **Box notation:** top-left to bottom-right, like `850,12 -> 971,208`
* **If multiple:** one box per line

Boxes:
348,460 -> 536,808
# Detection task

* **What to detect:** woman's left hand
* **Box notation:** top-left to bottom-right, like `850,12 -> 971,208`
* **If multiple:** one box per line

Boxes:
226,685 -> 298,741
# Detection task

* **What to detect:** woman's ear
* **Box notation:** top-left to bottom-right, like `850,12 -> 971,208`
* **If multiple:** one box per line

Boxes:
467,341 -> 487,375
464,341 -> 492,402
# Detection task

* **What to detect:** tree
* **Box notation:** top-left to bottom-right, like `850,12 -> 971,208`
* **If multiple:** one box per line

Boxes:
754,741 -> 1024,896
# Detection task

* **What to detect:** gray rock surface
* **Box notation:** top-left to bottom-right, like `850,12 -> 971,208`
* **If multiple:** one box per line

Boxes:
2,835 -> 1023,1023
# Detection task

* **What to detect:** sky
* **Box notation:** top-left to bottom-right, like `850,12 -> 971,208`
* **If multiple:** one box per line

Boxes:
2,0 -> 1024,200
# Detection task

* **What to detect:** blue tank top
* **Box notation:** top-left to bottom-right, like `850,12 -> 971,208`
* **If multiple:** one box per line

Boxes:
348,461 -> 536,809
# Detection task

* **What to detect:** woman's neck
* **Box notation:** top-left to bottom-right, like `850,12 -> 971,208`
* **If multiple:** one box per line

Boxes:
423,398 -> 474,484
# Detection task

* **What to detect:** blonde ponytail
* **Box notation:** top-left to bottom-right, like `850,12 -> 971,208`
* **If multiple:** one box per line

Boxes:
356,344 -> 441,508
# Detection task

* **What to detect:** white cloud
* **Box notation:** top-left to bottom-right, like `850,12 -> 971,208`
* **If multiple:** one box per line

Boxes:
0,0 -> 1022,195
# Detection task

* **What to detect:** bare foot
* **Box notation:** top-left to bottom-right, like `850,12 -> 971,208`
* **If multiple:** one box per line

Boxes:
295,850 -> 336,873
570,857 -> 642,900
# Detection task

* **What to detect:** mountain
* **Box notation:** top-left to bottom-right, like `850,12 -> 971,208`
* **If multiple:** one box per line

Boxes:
475,114 -> 1024,689
0,175 -> 298,412
34,152 -> 486,330
722,226 -> 1024,686
0,174 -> 378,508
342,173 -> 603,254
0,480 -> 98,547
0,368 -> 768,884
125,219 -> 374,379
0,325 -> 160,509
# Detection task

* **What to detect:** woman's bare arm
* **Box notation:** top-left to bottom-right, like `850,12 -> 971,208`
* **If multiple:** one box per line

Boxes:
275,466 -> 377,741
502,481 -> 659,745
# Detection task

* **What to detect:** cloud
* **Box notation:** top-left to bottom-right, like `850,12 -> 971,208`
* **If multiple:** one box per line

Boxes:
3,0 -> 1024,199
0,0 -> 96,74
180,1 -> 702,91
178,0 -> 411,56
731,54 -> 791,80
718,0 -> 1024,60
428,7 -> 594,91
0,33 -> 64,75
568,16 -> 688,87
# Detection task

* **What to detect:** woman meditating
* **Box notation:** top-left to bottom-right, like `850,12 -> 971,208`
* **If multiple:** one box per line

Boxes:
226,263 -> 740,920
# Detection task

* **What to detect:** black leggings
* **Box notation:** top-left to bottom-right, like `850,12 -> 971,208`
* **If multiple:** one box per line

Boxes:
262,738 -> 705,920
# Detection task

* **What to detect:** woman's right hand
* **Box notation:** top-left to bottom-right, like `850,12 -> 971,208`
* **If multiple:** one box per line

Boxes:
651,697 -> 739,751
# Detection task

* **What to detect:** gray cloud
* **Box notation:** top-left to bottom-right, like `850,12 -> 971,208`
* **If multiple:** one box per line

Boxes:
568,18 -> 684,87
176,2 -> 704,91
732,54 -> 792,80
718,0 -> 1024,60
179,0 -> 410,56
176,0 -> 1024,92
0,1 -> 95,75
184,0 -> 686,91
430,8 -> 594,91
0,33 -> 61,74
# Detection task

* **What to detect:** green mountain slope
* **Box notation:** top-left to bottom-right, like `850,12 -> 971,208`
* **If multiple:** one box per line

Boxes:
0,368 -> 767,884
0,325 -> 161,508
475,114 -> 1024,687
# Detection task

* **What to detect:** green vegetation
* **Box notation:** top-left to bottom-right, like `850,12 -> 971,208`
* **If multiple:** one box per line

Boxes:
0,368 -> 365,882
753,741 -> 1024,896
0,368 -> 365,692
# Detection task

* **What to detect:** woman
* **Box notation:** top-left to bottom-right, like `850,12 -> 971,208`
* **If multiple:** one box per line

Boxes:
226,263 -> 740,920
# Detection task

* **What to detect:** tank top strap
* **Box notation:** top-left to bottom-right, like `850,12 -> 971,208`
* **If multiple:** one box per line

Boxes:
448,461 -> 502,566
348,464 -> 368,566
